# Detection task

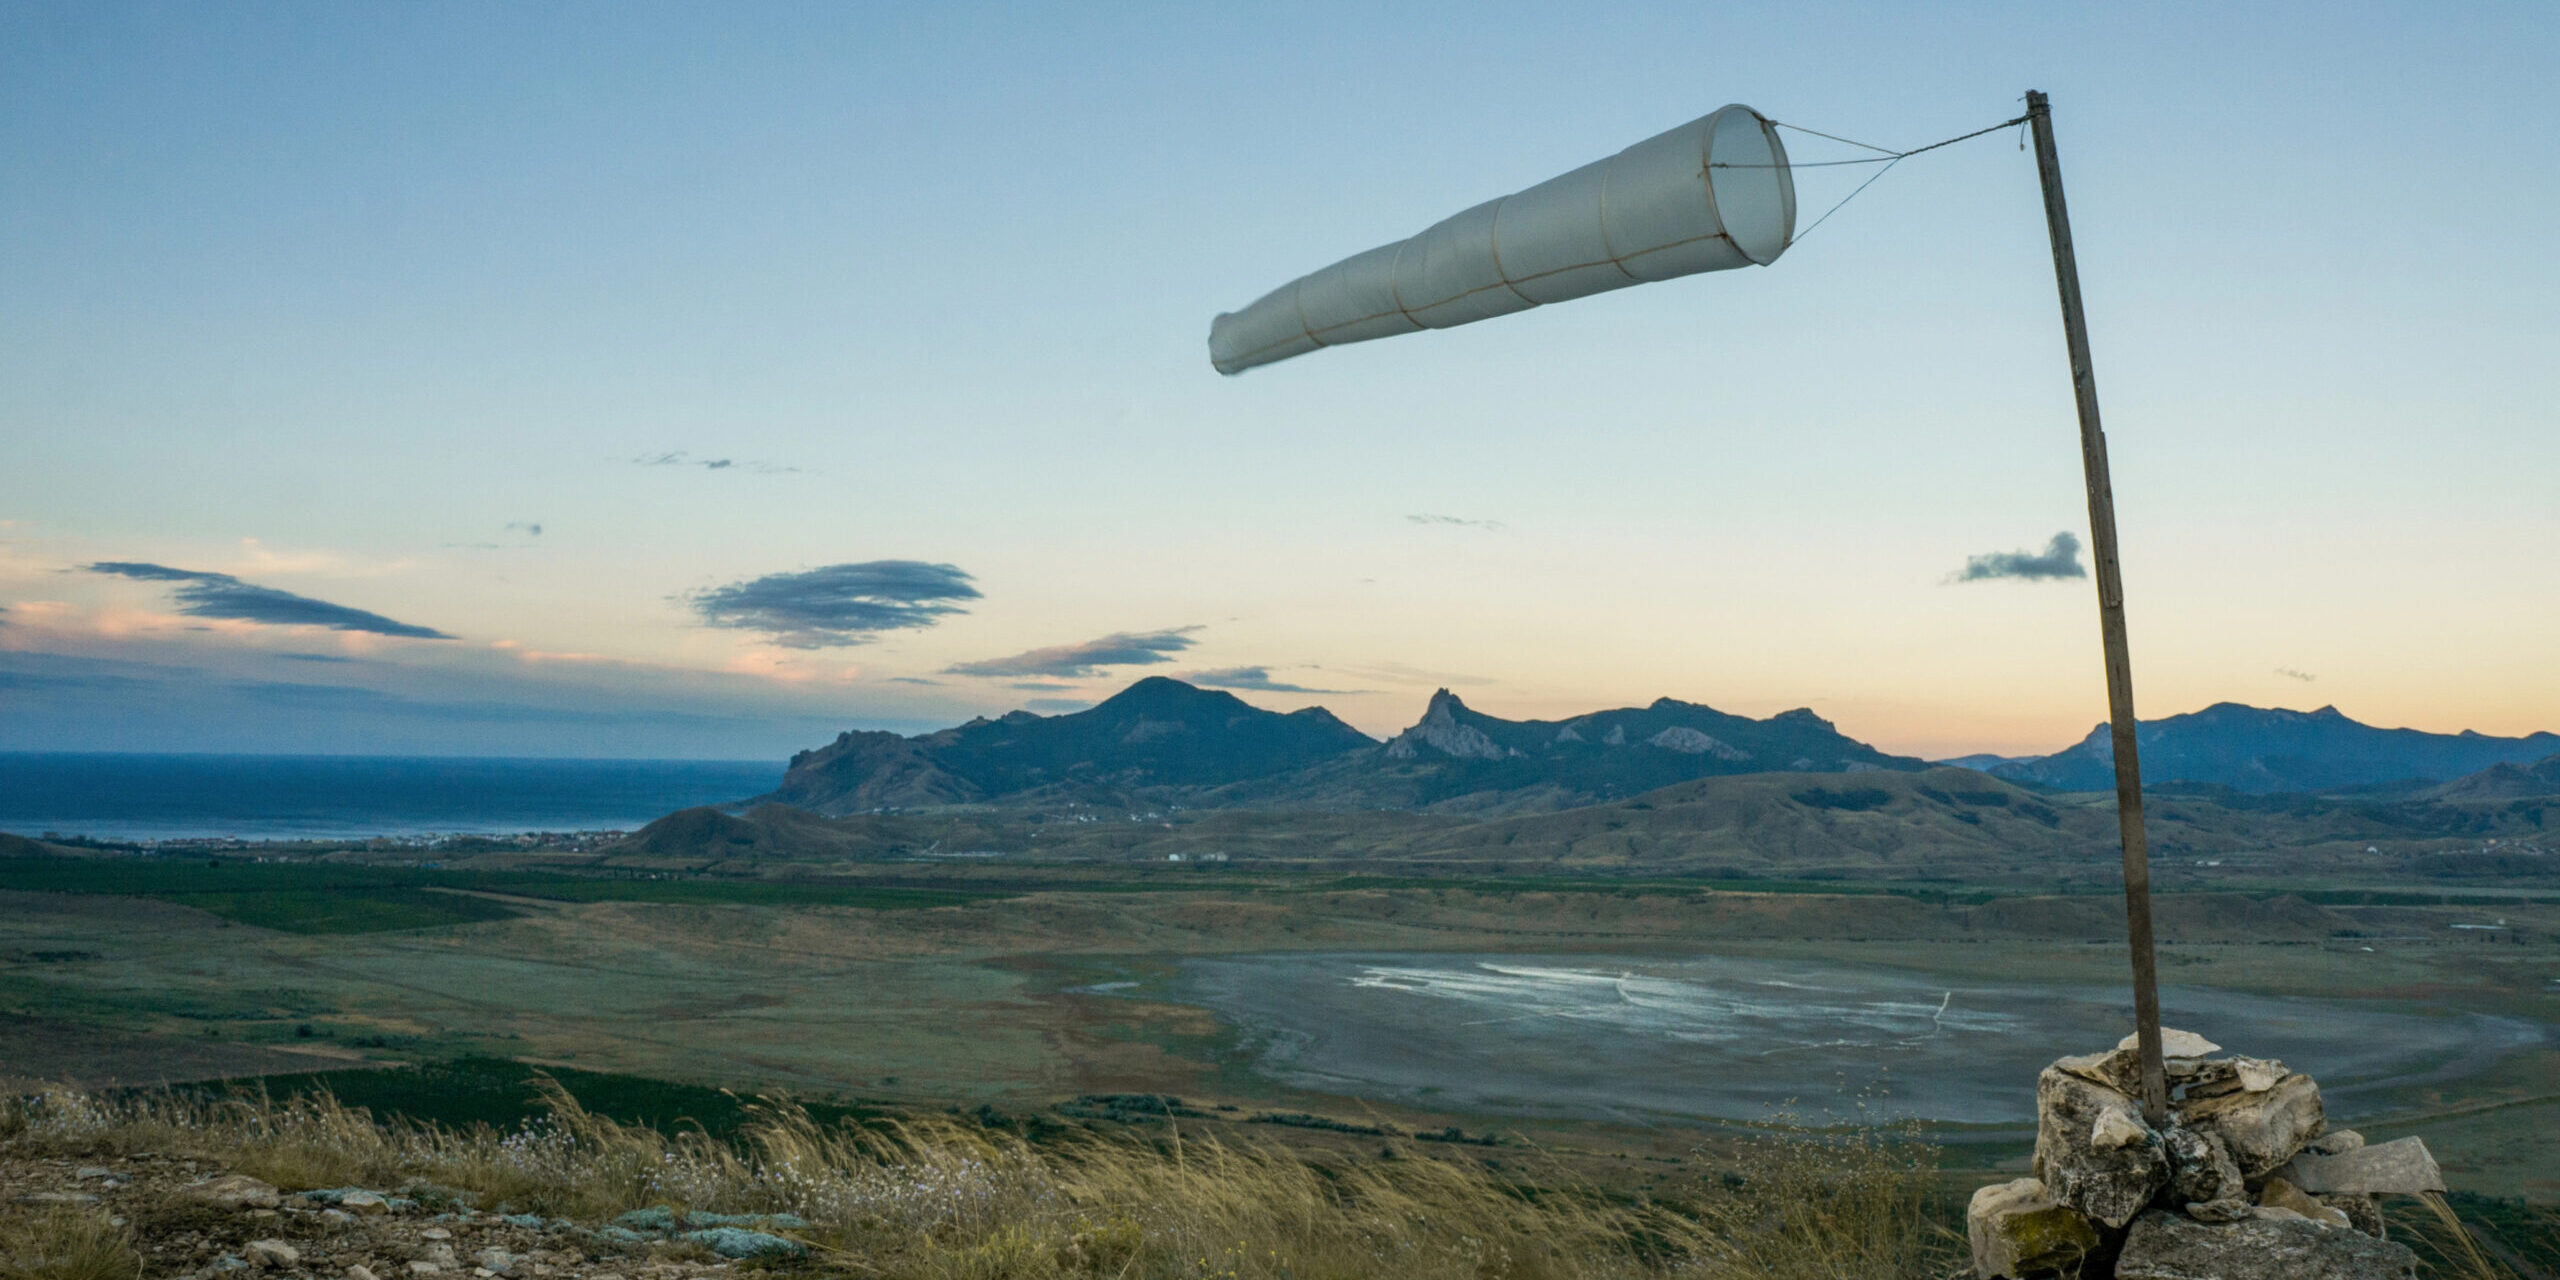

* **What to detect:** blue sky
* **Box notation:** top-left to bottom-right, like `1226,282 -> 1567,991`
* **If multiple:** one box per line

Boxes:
4,1 -> 2554,758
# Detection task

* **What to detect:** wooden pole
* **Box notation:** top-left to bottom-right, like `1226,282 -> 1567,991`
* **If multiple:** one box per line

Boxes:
2025,89 -> 2169,1125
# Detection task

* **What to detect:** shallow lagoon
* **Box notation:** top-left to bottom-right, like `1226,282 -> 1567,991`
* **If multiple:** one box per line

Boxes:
1166,953 -> 2550,1128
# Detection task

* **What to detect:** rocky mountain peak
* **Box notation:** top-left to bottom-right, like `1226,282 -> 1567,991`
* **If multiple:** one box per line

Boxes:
1385,689 -> 1510,760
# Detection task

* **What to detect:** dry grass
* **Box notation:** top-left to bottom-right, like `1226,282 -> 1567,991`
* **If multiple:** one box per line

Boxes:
0,1085 -> 1958,1280
0,1204 -> 141,1280
2387,1193 -> 2560,1280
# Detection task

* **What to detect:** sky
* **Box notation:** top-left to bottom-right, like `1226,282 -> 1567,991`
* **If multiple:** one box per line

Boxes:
3,1 -> 2555,761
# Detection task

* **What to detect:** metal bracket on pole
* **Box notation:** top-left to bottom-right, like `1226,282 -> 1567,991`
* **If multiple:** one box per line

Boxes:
2025,89 -> 2169,1126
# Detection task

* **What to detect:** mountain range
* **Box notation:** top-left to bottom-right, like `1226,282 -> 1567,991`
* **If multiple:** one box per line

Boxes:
763,677 -> 1918,815
762,680 -> 2560,816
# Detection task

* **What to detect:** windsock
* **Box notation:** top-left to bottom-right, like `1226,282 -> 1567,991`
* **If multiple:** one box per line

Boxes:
1209,104 -> 1794,375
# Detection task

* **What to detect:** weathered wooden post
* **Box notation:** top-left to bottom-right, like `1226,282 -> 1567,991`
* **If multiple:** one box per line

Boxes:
2024,88 -> 2169,1125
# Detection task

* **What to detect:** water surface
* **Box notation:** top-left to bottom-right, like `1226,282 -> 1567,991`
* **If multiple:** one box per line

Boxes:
0,754 -> 779,840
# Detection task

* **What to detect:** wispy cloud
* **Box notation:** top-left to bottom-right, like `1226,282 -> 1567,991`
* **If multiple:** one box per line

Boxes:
689,560 -> 979,648
1025,698 -> 1094,713
448,521 -> 546,550
276,652 -> 358,664
1948,532 -> 2087,583
885,675 -> 943,686
1325,661 -> 1494,688
1406,513 -> 1507,532
946,627 -> 1200,678
1182,665 -> 1351,695
2276,666 -> 2317,683
84,563 -> 454,639
633,450 -> 801,475
1009,680 -> 1080,692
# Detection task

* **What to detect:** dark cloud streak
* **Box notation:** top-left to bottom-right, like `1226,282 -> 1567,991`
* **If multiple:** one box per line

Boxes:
1406,513 -> 1507,532
1182,666 -> 1352,694
634,451 -> 800,475
945,627 -> 1200,678
689,560 -> 979,648
85,563 -> 454,638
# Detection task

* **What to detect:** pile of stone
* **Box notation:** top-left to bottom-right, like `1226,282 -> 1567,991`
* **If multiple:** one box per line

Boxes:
1969,1028 -> 2445,1280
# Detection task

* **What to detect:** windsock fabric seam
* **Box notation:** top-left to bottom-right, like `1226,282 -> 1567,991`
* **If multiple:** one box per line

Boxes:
1384,240 -> 1427,335
1593,161 -> 1645,287
1483,212 -> 1535,309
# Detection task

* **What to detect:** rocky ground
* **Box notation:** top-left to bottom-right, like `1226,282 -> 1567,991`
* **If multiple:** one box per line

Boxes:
1,1152 -> 794,1280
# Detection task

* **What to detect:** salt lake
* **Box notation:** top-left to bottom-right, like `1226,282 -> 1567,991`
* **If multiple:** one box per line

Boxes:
1161,953 -> 2550,1129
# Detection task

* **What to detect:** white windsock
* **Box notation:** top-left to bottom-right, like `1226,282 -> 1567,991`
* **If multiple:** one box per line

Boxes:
1209,104 -> 1795,375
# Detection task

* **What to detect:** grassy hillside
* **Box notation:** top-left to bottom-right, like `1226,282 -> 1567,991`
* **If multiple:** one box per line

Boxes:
590,765 -> 2554,888
0,857 -> 997,933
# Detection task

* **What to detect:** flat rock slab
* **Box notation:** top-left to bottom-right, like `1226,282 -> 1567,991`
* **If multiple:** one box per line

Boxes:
2280,1136 -> 2444,1196
2181,1071 -> 2325,1178
2117,1209 -> 2419,1280
2120,1028 -> 2223,1058
180,1174 -> 281,1211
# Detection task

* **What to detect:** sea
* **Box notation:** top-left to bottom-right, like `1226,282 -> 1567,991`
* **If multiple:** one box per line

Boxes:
0,754 -> 782,842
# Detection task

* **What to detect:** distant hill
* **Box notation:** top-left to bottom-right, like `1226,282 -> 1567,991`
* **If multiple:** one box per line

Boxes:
1988,704 -> 2560,795
764,677 -> 1376,814
0,832 -> 55,858
2424,752 -> 2560,802
613,805 -> 892,860
1937,752 -> 2038,772
604,761 -> 2551,883
764,680 -> 1925,816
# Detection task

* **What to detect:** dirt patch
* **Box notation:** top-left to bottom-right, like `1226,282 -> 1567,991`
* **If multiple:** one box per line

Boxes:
0,1014 -> 327,1092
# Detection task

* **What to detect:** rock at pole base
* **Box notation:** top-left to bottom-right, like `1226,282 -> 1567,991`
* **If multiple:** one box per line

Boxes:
2114,1209 -> 2419,1280
2033,1067 -> 2168,1228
